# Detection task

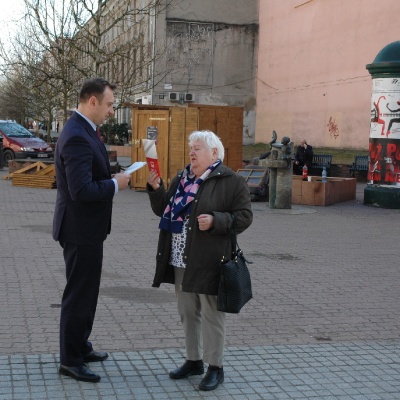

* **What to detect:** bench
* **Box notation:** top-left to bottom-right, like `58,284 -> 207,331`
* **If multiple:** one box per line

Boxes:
237,166 -> 269,202
107,150 -> 121,174
311,154 -> 332,174
349,155 -> 369,177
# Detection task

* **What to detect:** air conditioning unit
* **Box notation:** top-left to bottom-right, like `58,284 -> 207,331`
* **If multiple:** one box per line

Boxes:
185,93 -> 195,102
168,92 -> 179,101
142,95 -> 151,105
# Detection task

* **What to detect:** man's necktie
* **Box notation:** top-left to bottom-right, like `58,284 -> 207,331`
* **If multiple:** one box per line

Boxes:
96,128 -> 103,142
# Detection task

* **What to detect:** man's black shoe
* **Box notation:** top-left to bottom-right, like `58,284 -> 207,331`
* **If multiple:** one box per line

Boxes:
59,364 -> 101,383
83,350 -> 109,363
169,359 -> 204,379
199,366 -> 224,391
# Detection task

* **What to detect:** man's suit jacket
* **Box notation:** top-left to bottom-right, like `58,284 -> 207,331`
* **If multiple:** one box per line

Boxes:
53,112 -> 115,245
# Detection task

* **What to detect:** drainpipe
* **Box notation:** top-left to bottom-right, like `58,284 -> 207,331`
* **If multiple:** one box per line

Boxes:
150,1 -> 157,104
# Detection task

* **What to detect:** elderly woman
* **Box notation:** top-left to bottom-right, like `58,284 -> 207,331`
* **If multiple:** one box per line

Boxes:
146,130 -> 253,391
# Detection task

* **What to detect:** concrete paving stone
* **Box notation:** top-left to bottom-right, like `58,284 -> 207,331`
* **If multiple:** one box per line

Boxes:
0,390 -> 12,399
244,395 -> 264,400
266,393 -> 291,399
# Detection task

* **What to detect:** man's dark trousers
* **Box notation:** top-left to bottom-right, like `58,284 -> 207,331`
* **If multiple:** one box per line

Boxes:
59,241 -> 103,367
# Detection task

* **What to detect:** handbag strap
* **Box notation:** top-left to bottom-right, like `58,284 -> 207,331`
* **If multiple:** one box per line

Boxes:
223,212 -> 252,264
229,212 -> 238,251
221,213 -> 241,260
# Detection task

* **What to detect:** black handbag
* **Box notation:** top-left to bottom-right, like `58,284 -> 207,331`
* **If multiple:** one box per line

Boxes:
217,214 -> 252,314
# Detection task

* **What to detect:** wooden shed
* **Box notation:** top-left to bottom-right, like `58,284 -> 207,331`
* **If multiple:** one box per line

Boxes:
129,104 -> 244,189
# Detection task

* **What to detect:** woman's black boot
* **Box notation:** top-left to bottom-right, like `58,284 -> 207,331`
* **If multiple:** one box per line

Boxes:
199,365 -> 224,391
169,359 -> 204,379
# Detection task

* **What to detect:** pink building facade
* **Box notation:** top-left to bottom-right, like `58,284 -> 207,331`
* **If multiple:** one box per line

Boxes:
255,0 -> 400,149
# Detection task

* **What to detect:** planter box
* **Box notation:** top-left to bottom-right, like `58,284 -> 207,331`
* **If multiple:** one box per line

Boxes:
292,175 -> 356,206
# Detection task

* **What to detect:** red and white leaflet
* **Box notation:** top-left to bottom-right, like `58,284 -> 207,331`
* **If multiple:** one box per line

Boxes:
142,139 -> 160,176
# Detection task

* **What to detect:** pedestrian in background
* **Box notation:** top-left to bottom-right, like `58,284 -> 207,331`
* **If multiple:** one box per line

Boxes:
53,78 -> 130,383
147,130 -> 253,391
294,138 -> 313,174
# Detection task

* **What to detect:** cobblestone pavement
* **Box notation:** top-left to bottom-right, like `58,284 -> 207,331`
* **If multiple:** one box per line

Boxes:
0,164 -> 399,399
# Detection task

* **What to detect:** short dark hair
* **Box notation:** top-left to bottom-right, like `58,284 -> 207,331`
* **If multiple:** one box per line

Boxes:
79,78 -> 117,103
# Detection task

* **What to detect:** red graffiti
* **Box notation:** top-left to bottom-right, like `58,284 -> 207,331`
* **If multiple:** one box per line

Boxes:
327,117 -> 339,139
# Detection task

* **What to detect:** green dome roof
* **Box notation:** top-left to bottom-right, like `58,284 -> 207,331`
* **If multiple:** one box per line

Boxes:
366,41 -> 400,76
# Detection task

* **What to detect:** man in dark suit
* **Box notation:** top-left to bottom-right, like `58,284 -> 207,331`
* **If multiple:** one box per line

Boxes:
53,78 -> 130,383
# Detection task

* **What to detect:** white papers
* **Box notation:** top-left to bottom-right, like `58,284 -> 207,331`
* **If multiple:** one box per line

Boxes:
123,161 -> 147,175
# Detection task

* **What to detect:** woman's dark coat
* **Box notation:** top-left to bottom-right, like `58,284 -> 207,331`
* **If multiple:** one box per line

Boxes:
147,163 -> 253,295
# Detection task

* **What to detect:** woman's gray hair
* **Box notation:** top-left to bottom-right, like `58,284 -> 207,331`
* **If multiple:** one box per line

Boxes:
188,130 -> 225,162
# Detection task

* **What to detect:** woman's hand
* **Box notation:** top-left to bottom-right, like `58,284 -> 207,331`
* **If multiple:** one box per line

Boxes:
147,170 -> 161,190
197,214 -> 214,231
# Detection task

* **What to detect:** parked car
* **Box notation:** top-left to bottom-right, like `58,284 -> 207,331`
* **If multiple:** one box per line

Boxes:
0,120 -> 54,164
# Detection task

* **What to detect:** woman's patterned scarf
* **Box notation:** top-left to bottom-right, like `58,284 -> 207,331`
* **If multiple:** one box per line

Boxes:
159,160 -> 221,233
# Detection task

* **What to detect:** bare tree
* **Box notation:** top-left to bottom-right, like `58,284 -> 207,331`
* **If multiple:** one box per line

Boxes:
0,0 -> 171,131
69,0 -> 170,104
0,0 -> 79,135
0,68 -> 30,124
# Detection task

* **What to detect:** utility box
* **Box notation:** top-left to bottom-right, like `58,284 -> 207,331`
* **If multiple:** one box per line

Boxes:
129,104 -> 244,189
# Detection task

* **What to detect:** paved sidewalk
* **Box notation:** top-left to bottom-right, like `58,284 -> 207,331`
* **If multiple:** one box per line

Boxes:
1,343 -> 399,400
0,164 -> 399,399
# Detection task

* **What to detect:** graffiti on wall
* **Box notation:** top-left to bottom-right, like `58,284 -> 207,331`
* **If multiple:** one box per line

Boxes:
327,116 -> 339,139
166,22 -> 214,86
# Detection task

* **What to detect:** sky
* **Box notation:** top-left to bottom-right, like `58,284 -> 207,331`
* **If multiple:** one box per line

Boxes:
0,0 -> 25,39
